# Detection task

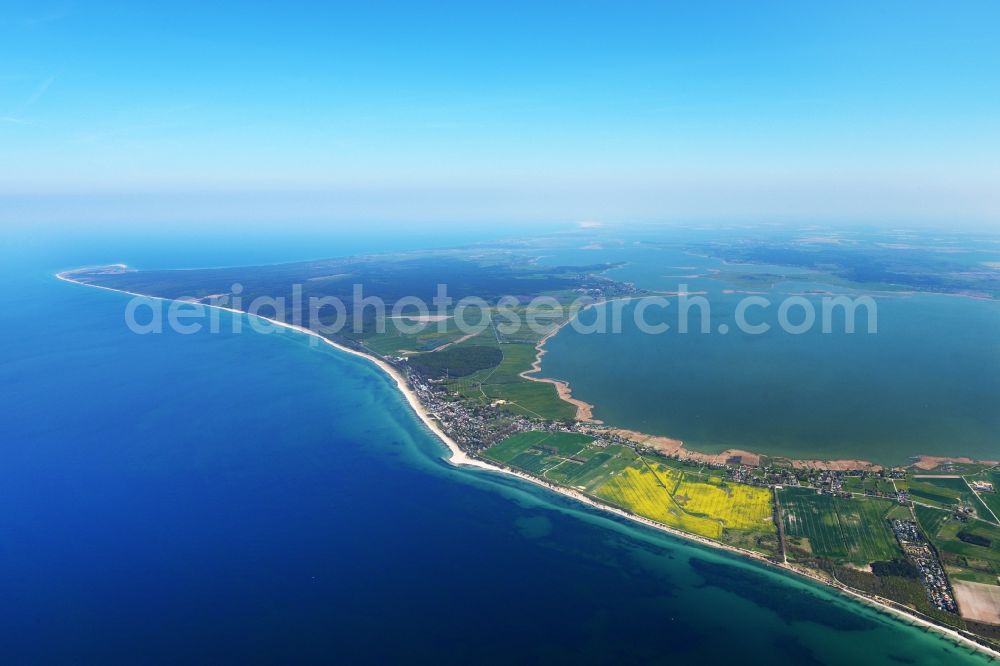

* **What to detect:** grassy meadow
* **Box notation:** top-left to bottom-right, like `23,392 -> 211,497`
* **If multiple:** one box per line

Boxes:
779,487 -> 902,564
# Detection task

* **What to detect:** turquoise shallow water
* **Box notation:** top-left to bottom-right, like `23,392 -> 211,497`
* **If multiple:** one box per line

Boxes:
0,225 -> 994,663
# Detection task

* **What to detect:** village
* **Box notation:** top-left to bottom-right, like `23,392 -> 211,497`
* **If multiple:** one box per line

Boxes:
892,519 -> 958,614
393,351 -> 999,635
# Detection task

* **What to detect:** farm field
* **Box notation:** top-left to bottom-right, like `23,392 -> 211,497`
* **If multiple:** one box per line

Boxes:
594,463 -> 723,539
673,477 -> 773,531
590,458 -> 776,546
645,453 -> 722,481
916,504 -> 1000,579
952,580 -> 1000,624
483,431 -> 593,475
450,339 -> 576,421
966,469 -> 1000,521
486,433 -> 776,545
913,504 -> 949,538
545,448 -> 620,488
844,476 -> 897,495
779,487 -> 902,564
363,313 -> 484,356
903,475 -> 998,522
780,489 -> 842,558
903,476 -> 972,507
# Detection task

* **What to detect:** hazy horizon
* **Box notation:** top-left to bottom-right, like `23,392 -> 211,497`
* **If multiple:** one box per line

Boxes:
3,1 -> 998,225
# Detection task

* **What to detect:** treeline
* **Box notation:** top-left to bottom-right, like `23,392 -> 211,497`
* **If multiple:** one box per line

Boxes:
870,558 -> 918,578
407,345 -> 502,378
833,565 -> 964,628
957,531 -> 991,548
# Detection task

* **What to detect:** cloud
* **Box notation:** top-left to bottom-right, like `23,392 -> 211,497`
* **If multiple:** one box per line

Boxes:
22,76 -> 54,110
4,76 -> 55,122
15,7 -> 72,29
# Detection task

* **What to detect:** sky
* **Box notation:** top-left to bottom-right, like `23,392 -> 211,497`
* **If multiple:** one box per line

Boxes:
1,1 -> 999,225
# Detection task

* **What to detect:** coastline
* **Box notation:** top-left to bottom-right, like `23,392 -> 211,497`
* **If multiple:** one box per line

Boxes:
56,270 -> 1000,659
518,300 -> 604,422
55,270 -> 492,472
525,297 -> 881,468
527,297 -> 997,472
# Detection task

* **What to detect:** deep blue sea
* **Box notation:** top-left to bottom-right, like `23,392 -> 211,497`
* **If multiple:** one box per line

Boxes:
0,224 -> 992,664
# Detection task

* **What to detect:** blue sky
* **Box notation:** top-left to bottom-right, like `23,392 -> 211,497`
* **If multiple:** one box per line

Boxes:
2,1 -> 998,223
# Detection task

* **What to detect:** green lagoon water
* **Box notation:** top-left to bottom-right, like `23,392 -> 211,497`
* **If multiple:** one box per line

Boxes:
540,239 -> 1000,465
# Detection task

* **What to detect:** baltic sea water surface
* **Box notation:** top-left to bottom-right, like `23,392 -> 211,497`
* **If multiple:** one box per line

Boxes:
0,225 -> 992,664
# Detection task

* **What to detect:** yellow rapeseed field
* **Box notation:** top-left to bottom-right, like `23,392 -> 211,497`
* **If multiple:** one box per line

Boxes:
673,479 -> 773,530
594,466 -> 723,539
592,457 -> 776,540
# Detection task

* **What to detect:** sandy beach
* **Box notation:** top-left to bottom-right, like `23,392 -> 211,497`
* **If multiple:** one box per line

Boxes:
56,270 -> 490,471
518,296 -> 650,423
519,296 -> 891,471
913,455 -> 1000,470
604,428 -> 763,466
789,458 -> 883,471
56,270 -> 1000,659
518,306 -> 600,422
475,452 -> 998,659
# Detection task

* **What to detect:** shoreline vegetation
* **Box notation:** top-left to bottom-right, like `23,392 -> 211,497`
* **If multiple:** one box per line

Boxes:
57,268 -> 1000,659
518,300 -> 602,422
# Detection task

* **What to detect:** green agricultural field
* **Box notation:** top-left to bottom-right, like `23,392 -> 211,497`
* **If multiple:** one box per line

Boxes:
489,437 -> 639,492
362,311 -> 491,356
779,488 -> 902,564
438,308 -> 600,421
483,381 -> 576,421
780,488 -> 845,558
545,449 -> 618,488
966,469 -> 1000,522
843,476 -> 897,495
904,476 -> 969,507
483,431 -> 593,475
484,431 -> 551,463
532,431 -> 594,456
884,504 -> 914,521
905,475 -> 998,523
838,496 -> 904,562
494,304 -> 588,344
916,504 -> 1000,577
913,504 -> 950,537
491,433 -> 776,547
449,340 -> 576,421
553,445 -> 639,490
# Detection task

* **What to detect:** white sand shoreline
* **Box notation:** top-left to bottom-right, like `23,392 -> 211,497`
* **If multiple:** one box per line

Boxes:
55,270 -> 489,470
56,270 -> 1000,659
